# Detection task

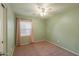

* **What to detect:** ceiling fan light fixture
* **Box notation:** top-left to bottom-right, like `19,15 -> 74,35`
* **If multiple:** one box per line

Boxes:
40,12 -> 47,16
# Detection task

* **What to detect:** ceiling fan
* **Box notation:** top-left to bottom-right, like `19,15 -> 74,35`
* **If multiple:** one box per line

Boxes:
35,4 -> 54,16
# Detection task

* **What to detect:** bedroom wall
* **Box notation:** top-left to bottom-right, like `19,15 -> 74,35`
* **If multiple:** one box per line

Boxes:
46,8 -> 79,54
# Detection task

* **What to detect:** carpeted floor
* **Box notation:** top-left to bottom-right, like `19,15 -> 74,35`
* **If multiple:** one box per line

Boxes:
13,41 -> 77,56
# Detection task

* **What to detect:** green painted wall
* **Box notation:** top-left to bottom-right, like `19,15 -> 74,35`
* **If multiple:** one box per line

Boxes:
16,15 -> 45,45
32,18 -> 45,42
7,4 -> 16,55
46,8 -> 79,54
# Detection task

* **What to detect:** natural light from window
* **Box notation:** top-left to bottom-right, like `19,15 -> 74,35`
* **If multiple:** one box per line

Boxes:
20,21 -> 32,36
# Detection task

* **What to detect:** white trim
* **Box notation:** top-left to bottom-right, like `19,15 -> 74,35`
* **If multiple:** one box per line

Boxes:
11,47 -> 15,56
46,40 -> 79,56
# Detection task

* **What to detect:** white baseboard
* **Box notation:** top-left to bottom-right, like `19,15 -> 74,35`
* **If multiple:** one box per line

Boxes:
46,40 -> 79,56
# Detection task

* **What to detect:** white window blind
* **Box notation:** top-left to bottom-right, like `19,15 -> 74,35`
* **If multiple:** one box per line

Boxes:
20,21 -> 32,36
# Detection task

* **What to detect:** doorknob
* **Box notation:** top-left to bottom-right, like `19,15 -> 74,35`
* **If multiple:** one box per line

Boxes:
2,41 -> 3,44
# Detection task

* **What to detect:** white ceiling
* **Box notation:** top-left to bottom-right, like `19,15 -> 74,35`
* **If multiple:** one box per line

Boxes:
9,3 -> 79,18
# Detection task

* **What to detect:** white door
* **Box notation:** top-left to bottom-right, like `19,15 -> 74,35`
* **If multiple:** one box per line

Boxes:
0,4 -> 3,54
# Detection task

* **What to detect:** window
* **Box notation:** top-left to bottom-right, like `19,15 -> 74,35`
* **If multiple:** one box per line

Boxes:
20,21 -> 32,36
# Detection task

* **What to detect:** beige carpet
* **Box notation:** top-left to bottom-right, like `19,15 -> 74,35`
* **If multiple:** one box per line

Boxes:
13,41 -> 77,56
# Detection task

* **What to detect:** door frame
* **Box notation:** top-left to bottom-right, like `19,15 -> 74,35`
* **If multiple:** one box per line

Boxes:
3,3 -> 7,55
0,3 -> 7,55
